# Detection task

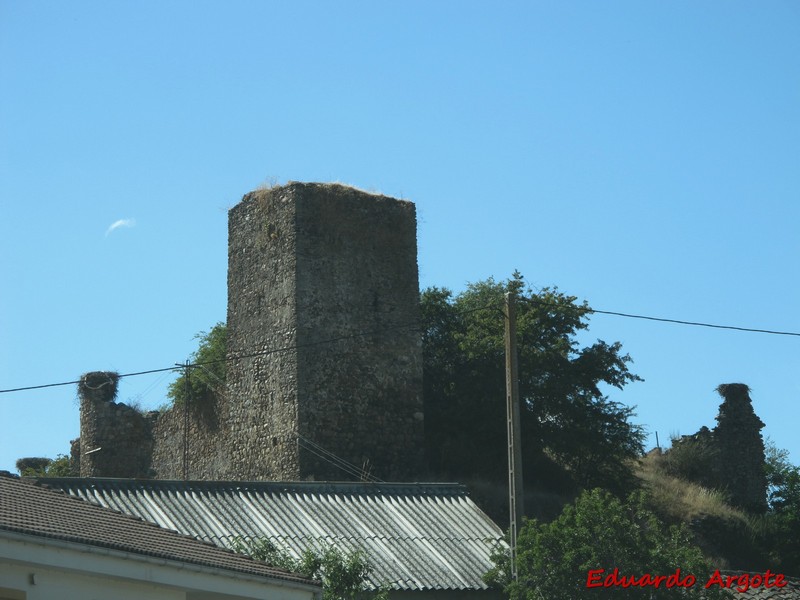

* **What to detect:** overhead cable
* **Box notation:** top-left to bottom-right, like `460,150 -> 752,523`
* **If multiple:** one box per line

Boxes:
587,307 -> 800,337
296,433 -> 384,483
1,299 -> 797,395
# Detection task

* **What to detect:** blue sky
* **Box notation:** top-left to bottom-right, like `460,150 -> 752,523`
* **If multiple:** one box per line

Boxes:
1,1 -> 798,475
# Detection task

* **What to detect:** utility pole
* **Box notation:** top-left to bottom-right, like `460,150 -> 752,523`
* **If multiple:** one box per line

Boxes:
182,360 -> 190,481
505,291 -> 524,580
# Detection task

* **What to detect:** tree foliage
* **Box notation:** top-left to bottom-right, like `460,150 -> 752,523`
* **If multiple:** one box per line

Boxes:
764,441 -> 800,574
486,489 -> 728,600
230,537 -> 388,600
16,454 -> 73,477
421,273 -> 644,493
168,322 -> 227,409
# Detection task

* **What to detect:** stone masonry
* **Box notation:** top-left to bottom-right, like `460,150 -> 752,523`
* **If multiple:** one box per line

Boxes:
74,182 -> 425,482
225,183 -> 425,480
77,371 -> 154,478
667,383 -> 768,514
713,383 -> 767,514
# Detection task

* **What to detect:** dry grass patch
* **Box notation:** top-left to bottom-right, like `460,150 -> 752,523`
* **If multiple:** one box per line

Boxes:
636,452 -> 749,525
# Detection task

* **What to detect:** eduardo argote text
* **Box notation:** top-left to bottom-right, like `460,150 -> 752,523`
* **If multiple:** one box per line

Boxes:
586,568 -> 787,593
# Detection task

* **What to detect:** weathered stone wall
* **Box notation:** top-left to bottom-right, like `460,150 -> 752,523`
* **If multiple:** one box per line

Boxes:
224,183 -> 425,481
149,394 -> 231,480
714,383 -> 767,514
667,383 -> 767,514
293,184 -> 424,480
225,186 -> 301,479
75,182 -> 425,482
78,371 -> 154,478
75,372 -> 231,480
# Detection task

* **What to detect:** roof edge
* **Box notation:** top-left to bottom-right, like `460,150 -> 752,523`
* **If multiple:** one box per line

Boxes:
0,528 -> 321,592
32,478 -> 471,495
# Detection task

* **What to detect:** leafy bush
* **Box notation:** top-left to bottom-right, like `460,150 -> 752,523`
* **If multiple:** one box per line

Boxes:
16,454 -> 73,477
168,322 -> 227,410
764,441 -> 800,574
230,537 -> 388,600
486,488 -> 728,599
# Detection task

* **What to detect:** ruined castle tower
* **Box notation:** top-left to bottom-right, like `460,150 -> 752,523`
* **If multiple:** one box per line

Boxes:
714,383 -> 767,513
224,182 -> 425,481
78,371 -> 154,478
666,383 -> 768,514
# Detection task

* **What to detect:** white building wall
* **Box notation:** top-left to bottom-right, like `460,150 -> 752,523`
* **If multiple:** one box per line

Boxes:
0,535 -> 317,600
0,562 -> 184,600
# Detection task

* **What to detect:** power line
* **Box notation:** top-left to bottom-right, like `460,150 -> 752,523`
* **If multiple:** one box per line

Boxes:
0,315 -> 430,395
1,298 -> 797,395
587,307 -> 800,337
525,297 -> 800,337
0,366 -> 179,394
296,433 -> 383,483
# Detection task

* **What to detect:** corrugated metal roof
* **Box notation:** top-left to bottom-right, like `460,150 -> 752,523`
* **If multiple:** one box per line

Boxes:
37,479 -> 505,592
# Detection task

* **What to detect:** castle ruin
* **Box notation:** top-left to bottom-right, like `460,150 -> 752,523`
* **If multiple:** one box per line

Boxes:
74,182 -> 425,481
666,383 -> 767,514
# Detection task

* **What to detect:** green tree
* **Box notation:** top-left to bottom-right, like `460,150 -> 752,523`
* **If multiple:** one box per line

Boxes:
168,322 -> 227,410
764,441 -> 800,574
16,454 -> 73,477
422,273 -> 644,493
230,537 -> 388,600
486,489 -> 728,599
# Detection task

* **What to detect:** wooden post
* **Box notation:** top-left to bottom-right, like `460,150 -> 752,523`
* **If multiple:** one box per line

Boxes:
183,360 -> 190,481
505,291 -> 524,579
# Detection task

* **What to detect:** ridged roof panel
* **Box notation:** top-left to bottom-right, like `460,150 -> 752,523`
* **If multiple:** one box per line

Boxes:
38,479 -> 505,591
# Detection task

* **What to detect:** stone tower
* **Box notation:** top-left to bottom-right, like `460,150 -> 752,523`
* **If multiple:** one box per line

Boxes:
714,383 -> 767,513
78,371 -> 154,478
225,182 -> 425,481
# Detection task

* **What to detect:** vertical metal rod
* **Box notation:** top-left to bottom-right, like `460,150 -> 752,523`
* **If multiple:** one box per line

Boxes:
505,291 -> 524,580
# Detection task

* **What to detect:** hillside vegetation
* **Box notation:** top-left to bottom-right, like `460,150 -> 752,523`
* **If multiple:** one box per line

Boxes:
636,450 -> 770,572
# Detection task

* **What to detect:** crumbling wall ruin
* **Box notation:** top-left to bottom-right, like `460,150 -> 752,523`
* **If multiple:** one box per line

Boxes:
148,393 -> 230,479
74,182 -> 426,482
667,383 -> 767,514
713,383 -> 767,513
78,371 -> 155,478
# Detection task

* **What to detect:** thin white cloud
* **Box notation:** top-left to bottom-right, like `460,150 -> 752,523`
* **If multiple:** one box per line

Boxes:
105,218 -> 136,237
